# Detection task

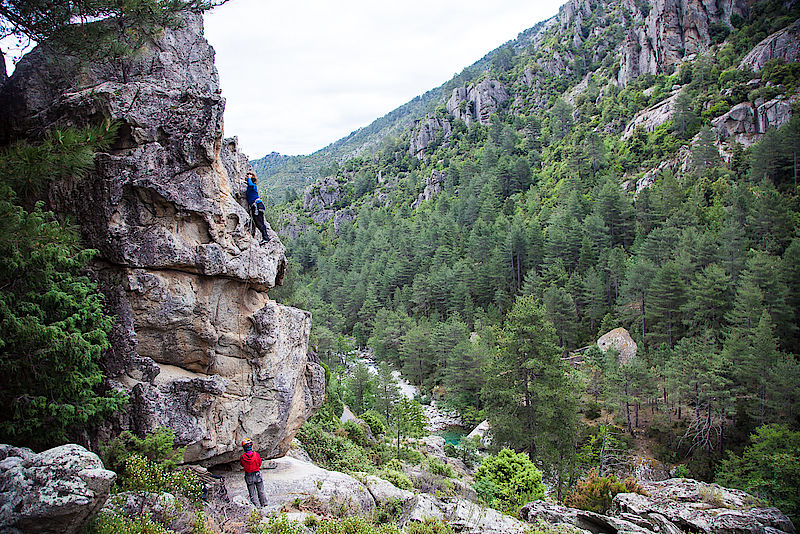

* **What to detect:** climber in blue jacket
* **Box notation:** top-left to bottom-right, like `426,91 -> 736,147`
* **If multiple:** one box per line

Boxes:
246,171 -> 270,244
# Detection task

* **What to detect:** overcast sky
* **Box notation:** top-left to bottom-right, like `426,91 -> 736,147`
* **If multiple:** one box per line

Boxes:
204,0 -> 564,158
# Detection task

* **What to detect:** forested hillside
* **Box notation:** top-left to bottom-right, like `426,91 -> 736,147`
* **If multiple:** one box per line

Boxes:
269,0 -> 800,512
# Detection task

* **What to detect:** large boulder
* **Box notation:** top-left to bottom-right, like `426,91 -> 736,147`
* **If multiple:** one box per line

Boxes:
0,444 -> 116,534
222,456 -> 376,515
597,328 -> 638,365
0,12 -> 324,464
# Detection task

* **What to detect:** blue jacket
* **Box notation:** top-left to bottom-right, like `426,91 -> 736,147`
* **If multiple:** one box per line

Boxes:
246,177 -> 261,206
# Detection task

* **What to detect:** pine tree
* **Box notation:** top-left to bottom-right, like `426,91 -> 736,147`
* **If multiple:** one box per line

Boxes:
482,296 -> 578,460
647,262 -> 687,348
0,126 -> 128,449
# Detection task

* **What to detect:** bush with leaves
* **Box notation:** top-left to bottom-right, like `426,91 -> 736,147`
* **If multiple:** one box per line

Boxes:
297,421 -> 373,474
716,424 -> 800,523
564,469 -> 645,513
426,457 -> 454,478
101,427 -> 185,474
117,453 -> 202,501
474,448 -> 546,513
343,419 -> 368,447
361,410 -> 386,436
0,124 -> 128,450
85,511 -> 174,534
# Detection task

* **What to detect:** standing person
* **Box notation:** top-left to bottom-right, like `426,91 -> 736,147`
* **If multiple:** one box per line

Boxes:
240,438 -> 268,507
246,171 -> 270,244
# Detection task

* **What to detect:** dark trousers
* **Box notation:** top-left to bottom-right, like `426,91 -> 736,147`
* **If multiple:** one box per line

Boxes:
250,201 -> 269,241
245,470 -> 267,507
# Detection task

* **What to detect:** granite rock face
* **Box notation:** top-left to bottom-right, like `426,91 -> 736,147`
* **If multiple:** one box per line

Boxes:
0,444 -> 116,534
409,115 -> 452,160
617,0 -> 747,86
411,169 -> 447,209
740,18 -> 800,73
446,79 -> 509,125
303,175 -> 343,211
713,95 -> 799,147
0,13 -> 324,464
521,479 -> 795,534
622,89 -> 682,139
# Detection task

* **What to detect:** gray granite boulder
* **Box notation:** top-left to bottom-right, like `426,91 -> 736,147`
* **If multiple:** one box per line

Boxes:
0,444 -> 116,534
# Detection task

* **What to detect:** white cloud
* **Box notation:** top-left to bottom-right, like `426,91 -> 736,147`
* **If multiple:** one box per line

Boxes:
205,0 -> 565,157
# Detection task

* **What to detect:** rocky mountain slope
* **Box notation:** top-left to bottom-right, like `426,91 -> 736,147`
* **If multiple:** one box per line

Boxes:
253,0 -> 782,199
0,13 -> 324,465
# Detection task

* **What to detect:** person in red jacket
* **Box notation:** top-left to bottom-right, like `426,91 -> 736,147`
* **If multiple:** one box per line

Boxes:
240,438 -> 267,507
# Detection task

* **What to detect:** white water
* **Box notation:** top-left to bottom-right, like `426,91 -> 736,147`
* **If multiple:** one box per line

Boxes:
354,349 -> 463,432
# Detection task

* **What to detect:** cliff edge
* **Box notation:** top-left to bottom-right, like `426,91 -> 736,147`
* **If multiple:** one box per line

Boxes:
0,12 -> 325,465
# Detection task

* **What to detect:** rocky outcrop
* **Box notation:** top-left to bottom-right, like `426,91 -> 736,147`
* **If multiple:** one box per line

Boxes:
521,479 -> 795,534
614,0 -> 748,86
0,13 -> 324,464
411,169 -> 447,209
520,500 -> 653,534
465,420 -> 493,449
0,444 -> 116,534
303,175 -> 343,211
409,115 -> 452,159
622,90 -> 681,139
446,79 -> 509,125
713,95 -> 799,147
740,18 -> 800,73
613,479 -> 796,534
597,327 -> 637,365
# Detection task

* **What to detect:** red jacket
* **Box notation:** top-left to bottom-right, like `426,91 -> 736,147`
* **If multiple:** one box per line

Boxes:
240,450 -> 262,473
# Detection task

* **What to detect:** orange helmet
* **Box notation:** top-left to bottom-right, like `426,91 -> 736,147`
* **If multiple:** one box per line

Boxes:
241,438 -> 253,449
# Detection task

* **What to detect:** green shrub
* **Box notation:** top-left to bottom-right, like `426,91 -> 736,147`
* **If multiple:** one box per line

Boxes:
258,513 -> 306,534
473,448 -> 546,513
297,422 -> 373,474
313,515 -> 402,534
380,468 -> 413,490
344,420 -> 368,447
118,453 -> 202,502
101,427 -> 184,475
404,518 -> 454,534
361,410 -> 386,436
564,469 -> 645,513
426,457 -> 454,478
85,511 -> 173,534
674,464 -> 690,478
716,424 -> 800,523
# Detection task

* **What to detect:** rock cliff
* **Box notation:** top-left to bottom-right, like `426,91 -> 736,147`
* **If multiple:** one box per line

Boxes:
740,18 -> 800,73
446,79 -> 510,125
617,0 -> 748,85
0,13 -> 325,465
